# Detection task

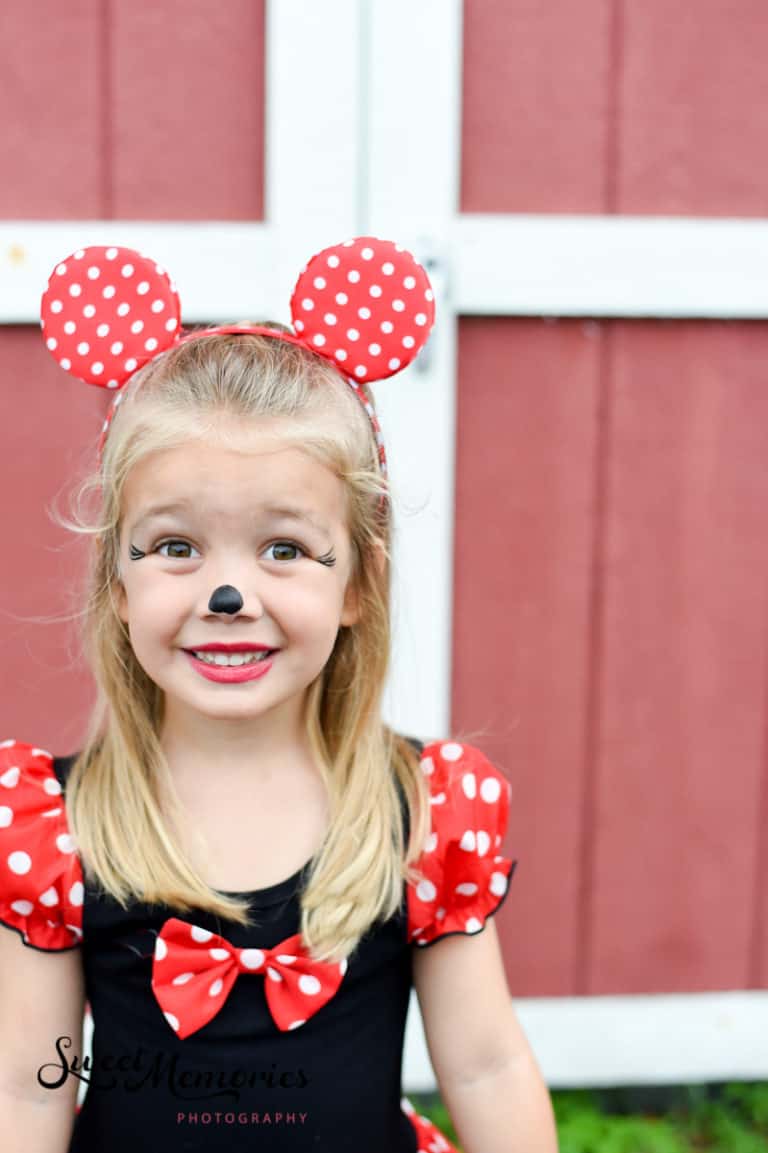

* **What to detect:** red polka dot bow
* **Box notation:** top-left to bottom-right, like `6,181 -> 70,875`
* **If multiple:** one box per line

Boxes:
151,918 -> 348,1039
39,237 -> 436,478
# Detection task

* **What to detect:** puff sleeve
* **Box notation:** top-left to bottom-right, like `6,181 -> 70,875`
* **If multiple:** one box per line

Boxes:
0,739 -> 84,951
406,740 -> 518,947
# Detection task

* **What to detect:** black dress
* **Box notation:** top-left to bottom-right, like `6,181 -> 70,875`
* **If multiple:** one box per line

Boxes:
0,736 -> 516,1152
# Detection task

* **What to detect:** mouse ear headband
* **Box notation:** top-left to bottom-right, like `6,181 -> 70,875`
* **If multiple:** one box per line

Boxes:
40,237 -> 436,481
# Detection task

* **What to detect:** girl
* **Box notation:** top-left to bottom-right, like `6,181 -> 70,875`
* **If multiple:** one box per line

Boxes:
0,238 -> 558,1152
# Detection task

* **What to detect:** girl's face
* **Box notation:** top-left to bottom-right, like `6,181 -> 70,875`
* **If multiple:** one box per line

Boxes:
114,424 -> 362,736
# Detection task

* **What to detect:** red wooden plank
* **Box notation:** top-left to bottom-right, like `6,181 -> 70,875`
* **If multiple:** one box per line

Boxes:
618,1 -> 768,215
0,0 -> 105,217
590,321 -> 768,992
0,331 -> 105,748
111,0 -> 265,219
461,0 -> 613,213
454,318 -> 602,993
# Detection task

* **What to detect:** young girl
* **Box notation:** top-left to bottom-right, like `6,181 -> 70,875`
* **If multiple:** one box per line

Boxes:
0,239 -> 558,1152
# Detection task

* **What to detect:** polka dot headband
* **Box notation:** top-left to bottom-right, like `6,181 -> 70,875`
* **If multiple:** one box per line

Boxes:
40,237 -> 436,482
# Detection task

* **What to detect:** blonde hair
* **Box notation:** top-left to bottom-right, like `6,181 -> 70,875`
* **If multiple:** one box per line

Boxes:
56,332 -> 432,963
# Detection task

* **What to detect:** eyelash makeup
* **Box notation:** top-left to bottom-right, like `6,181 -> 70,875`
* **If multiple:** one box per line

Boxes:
128,540 -> 337,567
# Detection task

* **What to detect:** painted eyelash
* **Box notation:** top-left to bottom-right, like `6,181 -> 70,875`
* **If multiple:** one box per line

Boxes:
128,541 -> 337,567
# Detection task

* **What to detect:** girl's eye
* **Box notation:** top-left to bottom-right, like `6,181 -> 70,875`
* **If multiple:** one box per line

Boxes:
151,539 -> 307,562
154,539 -> 200,559
264,540 -> 307,562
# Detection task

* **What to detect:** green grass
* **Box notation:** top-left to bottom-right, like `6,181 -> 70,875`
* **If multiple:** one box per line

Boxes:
408,1081 -> 768,1152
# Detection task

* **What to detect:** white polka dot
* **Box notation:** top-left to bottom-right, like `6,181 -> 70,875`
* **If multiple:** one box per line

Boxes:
0,806 -> 12,827
423,832 -> 438,853
110,341 -> 124,355
106,379 -> 119,388
323,313 -> 337,325
358,307 -> 371,320
76,342 -> 90,356
103,285 -> 116,299
480,777 -> 501,803
313,276 -> 326,289
191,925 -> 213,942
402,335 -> 415,349
164,1012 -> 179,1031
301,297 -> 315,311
239,948 -> 264,969
151,299 -> 165,313
124,358 -> 138,372
392,299 -> 405,312
73,250 -> 85,260
130,320 -> 144,334
121,264 -> 134,278
382,262 -> 395,275
294,319 -> 305,332
46,337 -> 57,351
41,807 -> 61,818
313,334 -> 326,347
10,900 -> 33,916
404,276 -> 416,289
425,289 -> 434,301
55,263 -> 67,276
459,830 -> 477,851
327,254 -> 340,268
342,239 -> 355,247
83,304 -> 96,318
96,323 -> 110,337
335,292 -> 348,305
380,320 -> 394,334
441,742 -> 464,761
298,974 -> 321,995
172,971 -> 194,985
335,349 -> 348,361
368,343 -> 381,356
288,1019 -> 306,1029
275,954 -> 297,965
416,879 -> 437,902
165,317 -> 177,331
50,300 -> 63,314
455,882 -> 479,897
420,756 -> 435,775
266,966 -> 282,982
91,362 -> 104,375
117,303 -> 130,317
209,947 -> 229,961
39,886 -> 59,907
462,772 -> 477,799
346,328 -> 359,341
69,284 -> 82,298
414,312 -> 428,326
347,270 -> 360,283
105,248 -> 118,260
388,358 -> 401,370
361,247 -> 374,260
87,266 -> 100,280
60,358 -> 71,370
477,831 -> 491,856
465,918 -> 484,933
155,937 -> 167,960
69,881 -> 84,906
369,284 -> 382,298
354,365 -> 367,378
56,833 -> 76,854
490,872 -> 508,897
145,338 -> 158,352
64,321 -> 76,335
339,958 -> 348,975
136,281 -> 150,295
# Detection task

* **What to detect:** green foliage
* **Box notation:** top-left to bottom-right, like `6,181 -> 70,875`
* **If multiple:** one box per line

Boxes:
407,1081 -> 768,1153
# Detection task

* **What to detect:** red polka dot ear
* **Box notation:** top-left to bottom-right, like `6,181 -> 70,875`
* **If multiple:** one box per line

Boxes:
289,237 -> 435,382
40,245 -> 181,390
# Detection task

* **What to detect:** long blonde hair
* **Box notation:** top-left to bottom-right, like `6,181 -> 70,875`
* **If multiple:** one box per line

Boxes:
57,332 -> 432,963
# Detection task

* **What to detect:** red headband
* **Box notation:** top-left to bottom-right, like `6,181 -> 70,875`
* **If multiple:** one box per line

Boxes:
40,237 -> 436,480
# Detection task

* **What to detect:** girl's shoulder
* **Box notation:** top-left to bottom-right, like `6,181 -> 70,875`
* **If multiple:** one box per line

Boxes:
0,739 -> 84,953
405,737 -> 518,948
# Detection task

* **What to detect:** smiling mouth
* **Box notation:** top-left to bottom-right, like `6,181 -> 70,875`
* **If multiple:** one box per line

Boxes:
183,650 -> 278,667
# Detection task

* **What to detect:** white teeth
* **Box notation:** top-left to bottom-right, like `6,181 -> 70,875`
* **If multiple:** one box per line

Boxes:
191,651 -> 273,666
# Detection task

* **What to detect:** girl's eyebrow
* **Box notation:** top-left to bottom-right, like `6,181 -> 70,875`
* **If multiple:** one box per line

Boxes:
129,500 -> 330,534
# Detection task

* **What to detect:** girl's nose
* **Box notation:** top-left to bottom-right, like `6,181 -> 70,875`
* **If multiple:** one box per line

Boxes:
208,585 -> 244,615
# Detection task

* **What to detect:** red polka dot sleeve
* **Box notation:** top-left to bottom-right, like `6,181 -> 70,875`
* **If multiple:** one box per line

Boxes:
0,740 -> 84,951
406,741 -> 518,947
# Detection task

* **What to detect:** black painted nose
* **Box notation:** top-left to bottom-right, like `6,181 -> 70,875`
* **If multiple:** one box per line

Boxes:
208,585 -> 244,614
